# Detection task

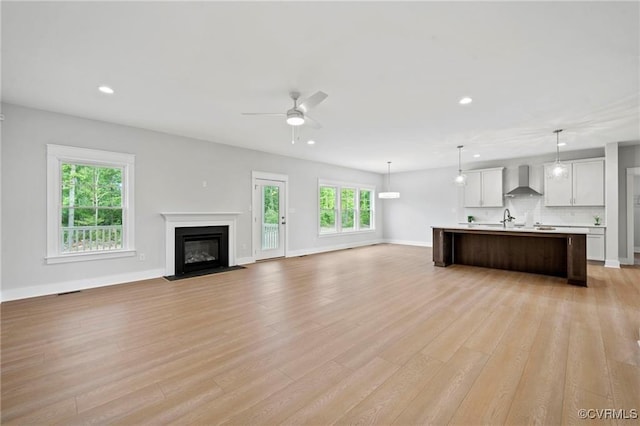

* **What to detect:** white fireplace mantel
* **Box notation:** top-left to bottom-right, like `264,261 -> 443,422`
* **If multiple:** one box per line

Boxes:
161,212 -> 242,276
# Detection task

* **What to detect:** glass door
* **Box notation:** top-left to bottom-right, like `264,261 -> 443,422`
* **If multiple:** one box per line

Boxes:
255,179 -> 285,260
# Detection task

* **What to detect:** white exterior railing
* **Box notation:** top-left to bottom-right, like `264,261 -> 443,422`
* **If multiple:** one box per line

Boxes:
62,225 -> 123,252
262,223 -> 279,250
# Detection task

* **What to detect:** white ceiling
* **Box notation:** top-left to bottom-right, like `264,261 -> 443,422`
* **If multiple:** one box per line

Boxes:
2,1 -> 639,173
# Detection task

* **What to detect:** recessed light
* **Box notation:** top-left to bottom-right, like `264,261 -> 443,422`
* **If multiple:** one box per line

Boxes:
557,142 -> 567,147
307,140 -> 316,145
98,85 -> 114,95
473,154 -> 480,158
459,97 -> 472,105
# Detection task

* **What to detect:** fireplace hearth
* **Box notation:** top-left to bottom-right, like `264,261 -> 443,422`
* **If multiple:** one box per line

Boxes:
174,226 -> 229,276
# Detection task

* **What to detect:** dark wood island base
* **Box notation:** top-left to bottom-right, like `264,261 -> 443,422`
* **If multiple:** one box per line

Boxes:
432,227 -> 587,286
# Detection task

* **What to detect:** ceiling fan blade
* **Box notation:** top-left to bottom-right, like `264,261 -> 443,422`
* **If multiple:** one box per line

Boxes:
241,112 -> 286,116
304,114 -> 322,129
298,91 -> 328,112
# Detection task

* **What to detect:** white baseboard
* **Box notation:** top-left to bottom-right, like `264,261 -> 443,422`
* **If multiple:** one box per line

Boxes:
635,246 -> 640,253
619,257 -> 634,266
384,239 -> 431,247
236,256 -> 255,265
286,239 -> 384,258
604,259 -> 621,268
1,268 -> 165,302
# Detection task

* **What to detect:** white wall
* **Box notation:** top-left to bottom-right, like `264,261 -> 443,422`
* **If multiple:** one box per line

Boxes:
1,103 -> 384,300
618,144 -> 640,259
635,175 -> 640,251
605,142 -> 619,267
381,166 -> 460,246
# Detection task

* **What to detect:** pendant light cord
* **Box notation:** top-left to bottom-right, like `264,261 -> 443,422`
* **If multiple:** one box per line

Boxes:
387,161 -> 392,191
555,129 -> 563,162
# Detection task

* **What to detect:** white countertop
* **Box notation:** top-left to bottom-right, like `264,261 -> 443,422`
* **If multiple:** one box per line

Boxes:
460,222 -> 605,228
436,224 -> 590,234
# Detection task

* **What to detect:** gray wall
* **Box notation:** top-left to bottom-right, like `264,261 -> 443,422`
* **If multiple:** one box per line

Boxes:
1,103 -> 384,299
618,144 -> 640,259
381,165 -> 461,246
636,175 -> 640,250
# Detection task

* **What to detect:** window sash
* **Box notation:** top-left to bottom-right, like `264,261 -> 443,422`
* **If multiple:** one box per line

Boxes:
318,182 -> 374,235
47,144 -> 135,263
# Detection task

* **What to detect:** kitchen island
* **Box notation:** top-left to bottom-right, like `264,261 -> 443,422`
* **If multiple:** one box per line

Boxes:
432,225 -> 588,286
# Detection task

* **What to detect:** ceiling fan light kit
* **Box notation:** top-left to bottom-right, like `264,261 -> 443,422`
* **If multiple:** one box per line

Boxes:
286,110 -> 305,126
379,161 -> 400,199
242,90 -> 327,132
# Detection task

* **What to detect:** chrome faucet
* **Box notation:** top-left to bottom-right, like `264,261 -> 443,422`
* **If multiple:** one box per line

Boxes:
501,208 -> 515,228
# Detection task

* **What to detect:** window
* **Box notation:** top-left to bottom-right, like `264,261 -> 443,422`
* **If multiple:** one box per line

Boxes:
319,180 -> 375,235
359,189 -> 372,229
319,186 -> 337,234
47,145 -> 135,263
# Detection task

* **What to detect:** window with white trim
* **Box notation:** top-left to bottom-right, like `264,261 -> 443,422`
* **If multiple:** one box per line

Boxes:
46,145 -> 135,264
319,180 -> 374,235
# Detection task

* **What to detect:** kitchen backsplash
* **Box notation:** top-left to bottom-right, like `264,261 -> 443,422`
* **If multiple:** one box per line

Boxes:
464,196 -> 605,226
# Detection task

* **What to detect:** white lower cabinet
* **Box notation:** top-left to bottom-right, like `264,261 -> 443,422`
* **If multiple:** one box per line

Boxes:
586,228 -> 605,261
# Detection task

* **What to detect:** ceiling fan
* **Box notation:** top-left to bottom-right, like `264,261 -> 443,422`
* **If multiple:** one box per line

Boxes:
242,91 -> 328,129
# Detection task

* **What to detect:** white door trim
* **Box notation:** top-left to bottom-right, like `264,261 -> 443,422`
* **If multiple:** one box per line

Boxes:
252,171 -> 289,260
626,167 -> 640,265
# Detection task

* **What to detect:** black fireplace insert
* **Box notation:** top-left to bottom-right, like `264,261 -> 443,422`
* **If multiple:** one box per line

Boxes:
175,226 -> 229,275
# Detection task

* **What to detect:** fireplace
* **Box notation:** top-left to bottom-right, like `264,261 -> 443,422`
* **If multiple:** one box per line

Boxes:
162,212 -> 240,277
175,226 -> 229,276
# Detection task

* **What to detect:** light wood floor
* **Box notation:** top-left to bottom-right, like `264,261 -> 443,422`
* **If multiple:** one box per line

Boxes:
2,244 -> 639,425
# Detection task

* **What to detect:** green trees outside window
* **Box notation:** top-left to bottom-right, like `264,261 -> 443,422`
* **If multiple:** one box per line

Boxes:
341,188 -> 356,232
61,163 -> 124,252
262,185 -> 280,225
360,190 -> 371,229
319,186 -> 337,233
319,184 -> 374,234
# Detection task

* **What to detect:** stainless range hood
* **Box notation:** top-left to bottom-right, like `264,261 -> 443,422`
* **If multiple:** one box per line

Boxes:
506,165 -> 542,197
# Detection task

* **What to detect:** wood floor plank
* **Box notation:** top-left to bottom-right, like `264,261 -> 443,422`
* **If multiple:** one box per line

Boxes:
58,383 -> 164,426
111,377 -> 224,425
333,353 -> 444,425
3,397 -> 77,426
281,357 -> 399,426
449,299 -> 546,426
504,315 -> 572,425
218,361 -> 349,425
1,244 -> 638,425
168,369 -> 292,425
392,346 -> 488,425
565,321 -> 612,399
608,360 -> 640,421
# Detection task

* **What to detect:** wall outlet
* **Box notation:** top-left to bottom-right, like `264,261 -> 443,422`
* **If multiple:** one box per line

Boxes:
138,253 -> 146,261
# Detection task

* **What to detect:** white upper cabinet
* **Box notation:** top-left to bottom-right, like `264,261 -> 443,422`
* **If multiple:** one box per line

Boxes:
464,171 -> 483,207
572,160 -> 605,206
544,158 -> 604,206
463,167 -> 504,207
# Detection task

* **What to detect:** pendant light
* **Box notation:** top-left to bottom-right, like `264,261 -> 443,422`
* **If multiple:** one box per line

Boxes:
379,161 -> 400,199
548,129 -> 569,179
454,145 -> 467,186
